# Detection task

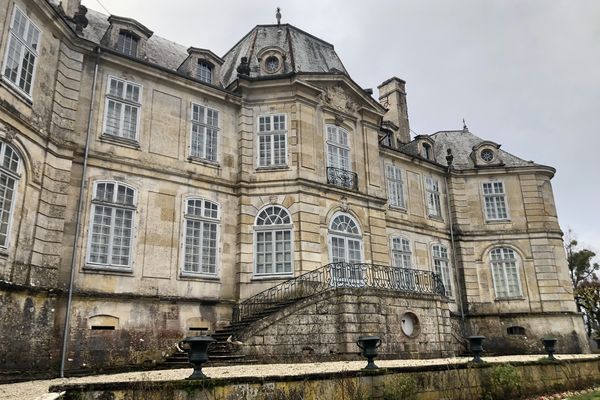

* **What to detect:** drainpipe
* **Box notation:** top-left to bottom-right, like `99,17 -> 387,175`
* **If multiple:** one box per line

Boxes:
443,150 -> 465,329
59,47 -> 100,378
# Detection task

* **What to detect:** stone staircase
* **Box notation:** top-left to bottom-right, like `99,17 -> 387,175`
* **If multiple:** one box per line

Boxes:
160,299 -> 298,368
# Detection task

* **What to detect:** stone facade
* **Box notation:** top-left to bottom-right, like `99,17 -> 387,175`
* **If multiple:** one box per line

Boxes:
0,0 -> 587,377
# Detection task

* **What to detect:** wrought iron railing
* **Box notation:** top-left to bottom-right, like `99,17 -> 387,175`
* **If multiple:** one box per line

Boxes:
232,263 -> 446,323
327,167 -> 358,190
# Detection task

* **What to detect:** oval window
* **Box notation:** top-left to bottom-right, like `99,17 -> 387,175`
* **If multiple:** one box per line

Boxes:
401,312 -> 420,337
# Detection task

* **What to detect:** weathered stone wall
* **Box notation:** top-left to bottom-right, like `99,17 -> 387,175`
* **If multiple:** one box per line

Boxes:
51,357 -> 600,400
238,288 -> 454,361
0,285 -> 59,380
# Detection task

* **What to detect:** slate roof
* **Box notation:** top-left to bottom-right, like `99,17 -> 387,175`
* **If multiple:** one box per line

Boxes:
220,24 -> 348,87
57,4 -> 347,89
429,130 -> 535,169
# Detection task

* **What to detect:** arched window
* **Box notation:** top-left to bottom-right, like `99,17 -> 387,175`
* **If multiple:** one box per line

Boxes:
432,244 -> 452,297
391,237 -> 411,269
87,181 -> 136,269
329,213 -> 362,264
254,205 -> 293,276
490,247 -> 522,298
182,198 -> 219,275
196,60 -> 213,84
0,141 -> 20,248
116,31 -> 139,57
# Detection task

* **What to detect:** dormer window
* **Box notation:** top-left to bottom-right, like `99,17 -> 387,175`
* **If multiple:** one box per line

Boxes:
422,143 -> 432,160
116,31 -> 139,57
196,60 -> 212,84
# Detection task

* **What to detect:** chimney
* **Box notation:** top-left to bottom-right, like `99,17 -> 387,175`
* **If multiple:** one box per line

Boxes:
378,77 -> 411,144
60,0 -> 81,19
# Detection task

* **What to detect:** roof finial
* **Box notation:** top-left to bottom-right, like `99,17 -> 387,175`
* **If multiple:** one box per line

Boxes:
276,7 -> 282,26
462,118 -> 469,132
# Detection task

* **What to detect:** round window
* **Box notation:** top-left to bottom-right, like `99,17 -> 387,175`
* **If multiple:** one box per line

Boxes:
481,148 -> 494,162
265,56 -> 280,73
401,312 -> 420,337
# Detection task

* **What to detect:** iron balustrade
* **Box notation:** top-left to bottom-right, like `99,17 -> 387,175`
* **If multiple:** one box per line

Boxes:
232,263 -> 446,323
327,167 -> 358,190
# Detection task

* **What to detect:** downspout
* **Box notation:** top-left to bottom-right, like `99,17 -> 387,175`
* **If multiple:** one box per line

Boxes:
444,150 -> 465,328
59,47 -> 100,378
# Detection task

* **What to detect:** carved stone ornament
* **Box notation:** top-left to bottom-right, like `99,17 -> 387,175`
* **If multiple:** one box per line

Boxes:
340,196 -> 349,213
3,125 -> 18,142
269,195 -> 278,204
334,115 -> 344,126
323,84 -> 357,114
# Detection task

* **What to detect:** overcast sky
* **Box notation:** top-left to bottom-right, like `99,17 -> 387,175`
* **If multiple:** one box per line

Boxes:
82,0 -> 600,255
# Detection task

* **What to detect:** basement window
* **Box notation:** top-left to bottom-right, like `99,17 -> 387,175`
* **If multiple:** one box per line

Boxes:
507,326 -> 526,336
90,325 -> 116,331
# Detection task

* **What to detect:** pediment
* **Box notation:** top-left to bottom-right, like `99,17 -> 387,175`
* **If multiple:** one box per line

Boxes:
306,77 -> 386,116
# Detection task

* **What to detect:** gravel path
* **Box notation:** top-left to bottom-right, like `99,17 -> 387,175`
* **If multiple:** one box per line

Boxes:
1,354 -> 598,400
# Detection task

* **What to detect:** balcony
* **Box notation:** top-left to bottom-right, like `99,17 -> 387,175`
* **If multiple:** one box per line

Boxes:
326,167 -> 358,191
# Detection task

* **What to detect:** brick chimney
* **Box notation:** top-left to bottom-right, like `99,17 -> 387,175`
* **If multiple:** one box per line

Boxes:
378,77 -> 411,144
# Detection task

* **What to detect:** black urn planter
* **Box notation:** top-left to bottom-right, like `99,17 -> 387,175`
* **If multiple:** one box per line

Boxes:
357,336 -> 381,369
593,337 -> 600,351
179,336 -> 216,379
542,337 -> 557,360
467,336 -> 485,363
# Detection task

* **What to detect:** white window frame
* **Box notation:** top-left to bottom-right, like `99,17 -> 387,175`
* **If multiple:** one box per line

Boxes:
432,244 -> 452,297
85,181 -> 137,271
390,236 -> 412,269
2,5 -> 41,98
386,164 -> 406,209
257,114 -> 288,167
0,141 -> 21,249
490,247 -> 523,299
189,103 -> 219,162
181,198 -> 220,277
325,124 -> 351,171
102,75 -> 142,141
328,212 -> 364,286
482,181 -> 510,221
196,60 -> 213,84
253,205 -> 294,277
425,176 -> 442,218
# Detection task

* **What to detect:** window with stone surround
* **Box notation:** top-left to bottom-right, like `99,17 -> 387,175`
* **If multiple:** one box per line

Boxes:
116,31 -> 139,57
196,60 -> 213,84
490,247 -> 522,299
2,5 -> 41,97
254,205 -> 293,276
425,176 -> 442,218
386,164 -> 405,209
432,244 -> 452,297
257,114 -> 287,167
329,213 -> 363,286
391,236 -> 411,269
86,181 -> 136,270
0,141 -> 20,249
190,103 -> 219,162
483,181 -> 509,220
182,198 -> 219,276
103,76 -> 142,141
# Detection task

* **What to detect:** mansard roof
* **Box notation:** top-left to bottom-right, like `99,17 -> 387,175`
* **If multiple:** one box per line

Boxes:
220,24 -> 348,87
429,130 -> 536,169
75,9 -> 347,89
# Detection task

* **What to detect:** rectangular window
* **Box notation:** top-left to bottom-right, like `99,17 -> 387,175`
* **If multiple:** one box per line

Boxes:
433,245 -> 452,297
386,165 -> 405,209
425,177 -> 442,218
255,230 -> 291,274
103,76 -> 142,140
183,199 -> 219,275
391,237 -> 411,269
326,125 -> 350,171
258,114 -> 287,167
2,6 -> 40,96
116,32 -> 138,57
87,182 -> 136,269
190,104 -> 219,162
483,181 -> 509,220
